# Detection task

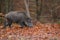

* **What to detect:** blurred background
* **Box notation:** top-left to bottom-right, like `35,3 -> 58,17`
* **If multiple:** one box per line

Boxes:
0,0 -> 60,23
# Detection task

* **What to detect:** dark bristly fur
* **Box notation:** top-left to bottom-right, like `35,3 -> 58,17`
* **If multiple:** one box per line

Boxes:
3,11 -> 33,28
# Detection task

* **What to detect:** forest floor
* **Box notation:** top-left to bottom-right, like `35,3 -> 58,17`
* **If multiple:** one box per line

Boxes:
0,22 -> 60,40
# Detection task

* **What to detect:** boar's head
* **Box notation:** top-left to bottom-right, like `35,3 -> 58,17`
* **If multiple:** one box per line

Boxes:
25,18 -> 33,27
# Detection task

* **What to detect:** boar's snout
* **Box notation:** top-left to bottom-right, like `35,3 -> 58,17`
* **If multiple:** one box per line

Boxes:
28,23 -> 33,27
25,18 -> 33,27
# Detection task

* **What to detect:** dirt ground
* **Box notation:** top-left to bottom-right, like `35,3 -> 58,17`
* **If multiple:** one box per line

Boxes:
0,22 -> 60,40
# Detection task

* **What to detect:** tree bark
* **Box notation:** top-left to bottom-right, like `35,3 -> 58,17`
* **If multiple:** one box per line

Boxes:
8,0 -> 13,11
0,0 -> 2,13
5,0 -> 9,13
36,0 -> 43,21
24,0 -> 31,18
36,0 -> 38,20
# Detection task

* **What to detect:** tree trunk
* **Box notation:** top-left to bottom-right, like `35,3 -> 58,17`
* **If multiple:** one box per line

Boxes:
36,0 -> 38,20
8,0 -> 13,12
0,0 -> 2,13
36,0 -> 43,21
5,0 -> 9,13
24,0 -> 31,18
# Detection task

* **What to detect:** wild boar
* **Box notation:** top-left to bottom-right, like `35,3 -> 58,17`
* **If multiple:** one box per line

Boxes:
3,11 -> 33,28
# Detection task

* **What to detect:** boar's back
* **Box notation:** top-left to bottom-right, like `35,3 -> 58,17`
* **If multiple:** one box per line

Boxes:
5,11 -> 26,22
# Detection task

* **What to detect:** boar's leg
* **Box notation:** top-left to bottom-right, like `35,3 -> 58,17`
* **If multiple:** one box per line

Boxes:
3,19 -> 12,28
8,20 -> 12,28
3,19 -> 9,28
19,21 -> 25,28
